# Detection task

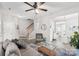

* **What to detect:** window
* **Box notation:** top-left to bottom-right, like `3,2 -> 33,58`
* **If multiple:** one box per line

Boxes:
56,21 -> 66,33
55,21 -> 66,40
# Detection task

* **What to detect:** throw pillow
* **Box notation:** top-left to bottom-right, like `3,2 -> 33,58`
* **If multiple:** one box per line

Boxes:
16,39 -> 27,49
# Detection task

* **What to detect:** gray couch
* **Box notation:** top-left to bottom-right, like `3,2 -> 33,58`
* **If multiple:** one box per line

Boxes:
0,39 -> 43,56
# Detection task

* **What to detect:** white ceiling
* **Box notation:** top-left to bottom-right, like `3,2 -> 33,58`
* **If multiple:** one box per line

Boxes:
0,2 -> 79,19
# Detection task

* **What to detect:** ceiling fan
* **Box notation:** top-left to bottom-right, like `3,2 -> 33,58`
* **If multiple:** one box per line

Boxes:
24,2 -> 48,13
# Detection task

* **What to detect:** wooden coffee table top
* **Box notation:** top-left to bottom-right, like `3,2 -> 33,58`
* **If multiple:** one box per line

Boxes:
38,46 -> 56,56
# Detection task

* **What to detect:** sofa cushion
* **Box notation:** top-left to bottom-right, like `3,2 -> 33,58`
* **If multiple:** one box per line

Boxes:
16,39 -> 27,49
20,45 -> 43,56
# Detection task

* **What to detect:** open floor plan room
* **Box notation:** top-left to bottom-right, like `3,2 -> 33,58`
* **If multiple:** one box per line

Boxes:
0,2 -> 79,56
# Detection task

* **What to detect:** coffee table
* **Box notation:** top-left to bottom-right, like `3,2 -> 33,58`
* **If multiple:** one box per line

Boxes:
38,46 -> 56,56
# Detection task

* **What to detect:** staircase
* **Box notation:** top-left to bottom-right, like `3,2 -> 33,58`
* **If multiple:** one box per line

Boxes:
19,22 -> 34,40
26,22 -> 34,39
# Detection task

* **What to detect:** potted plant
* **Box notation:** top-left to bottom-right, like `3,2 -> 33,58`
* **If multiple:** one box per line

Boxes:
70,31 -> 79,49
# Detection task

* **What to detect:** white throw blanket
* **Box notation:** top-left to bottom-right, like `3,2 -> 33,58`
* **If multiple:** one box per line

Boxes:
5,42 -> 21,56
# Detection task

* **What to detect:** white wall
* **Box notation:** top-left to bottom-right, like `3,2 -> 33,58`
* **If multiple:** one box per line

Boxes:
0,12 -> 2,42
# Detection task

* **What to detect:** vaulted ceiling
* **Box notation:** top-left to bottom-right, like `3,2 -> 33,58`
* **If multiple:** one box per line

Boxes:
0,2 -> 79,19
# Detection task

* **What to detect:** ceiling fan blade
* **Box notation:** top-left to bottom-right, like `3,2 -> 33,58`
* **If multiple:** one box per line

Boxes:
40,2 -> 45,6
39,8 -> 48,12
25,9 -> 33,12
24,2 -> 33,7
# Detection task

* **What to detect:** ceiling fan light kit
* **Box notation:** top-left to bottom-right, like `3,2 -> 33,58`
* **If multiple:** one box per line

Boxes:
35,9 -> 40,14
